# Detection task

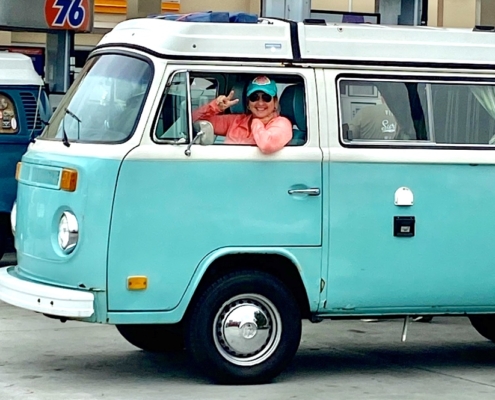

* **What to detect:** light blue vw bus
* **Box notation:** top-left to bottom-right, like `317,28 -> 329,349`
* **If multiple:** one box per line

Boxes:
3,17 -> 495,383
0,53 -> 50,259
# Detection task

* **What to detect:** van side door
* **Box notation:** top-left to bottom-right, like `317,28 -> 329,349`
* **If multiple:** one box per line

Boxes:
107,66 -> 324,312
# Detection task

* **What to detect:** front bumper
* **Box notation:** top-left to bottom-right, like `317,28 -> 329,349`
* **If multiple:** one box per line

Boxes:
0,267 -> 94,318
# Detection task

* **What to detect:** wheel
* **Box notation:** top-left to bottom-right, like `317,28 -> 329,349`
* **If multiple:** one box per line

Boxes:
116,324 -> 184,352
469,315 -> 495,342
185,270 -> 302,384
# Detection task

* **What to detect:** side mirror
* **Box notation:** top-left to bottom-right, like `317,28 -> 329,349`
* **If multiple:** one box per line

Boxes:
194,120 -> 215,145
185,120 -> 215,156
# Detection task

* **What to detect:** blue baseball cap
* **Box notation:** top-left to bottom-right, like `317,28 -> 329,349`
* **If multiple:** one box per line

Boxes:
246,76 -> 278,98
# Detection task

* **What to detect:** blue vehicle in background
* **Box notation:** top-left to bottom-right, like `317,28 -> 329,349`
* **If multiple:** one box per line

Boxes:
0,52 -> 50,259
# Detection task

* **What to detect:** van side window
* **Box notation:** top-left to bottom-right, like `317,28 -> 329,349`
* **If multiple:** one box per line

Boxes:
430,84 -> 495,145
340,78 -> 495,146
154,72 -> 307,147
340,80 -> 427,142
0,93 -> 19,134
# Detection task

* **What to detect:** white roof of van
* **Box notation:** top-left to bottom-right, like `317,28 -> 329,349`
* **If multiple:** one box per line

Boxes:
97,17 -> 495,67
98,18 -> 294,60
0,52 -> 43,86
300,23 -> 495,65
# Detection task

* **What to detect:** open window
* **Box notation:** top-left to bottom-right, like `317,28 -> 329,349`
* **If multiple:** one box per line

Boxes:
153,71 -> 307,147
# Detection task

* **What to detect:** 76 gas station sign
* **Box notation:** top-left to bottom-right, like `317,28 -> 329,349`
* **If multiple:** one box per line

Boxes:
0,0 -> 93,33
45,0 -> 92,31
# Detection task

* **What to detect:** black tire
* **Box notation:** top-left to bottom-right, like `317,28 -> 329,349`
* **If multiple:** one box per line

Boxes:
185,270 -> 302,384
0,233 -> 5,261
412,316 -> 433,323
469,315 -> 495,342
116,324 -> 184,352
0,214 -> 8,261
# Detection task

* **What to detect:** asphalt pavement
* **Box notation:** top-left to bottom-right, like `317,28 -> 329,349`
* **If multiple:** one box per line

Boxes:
2,292 -> 495,399
2,252 -> 495,398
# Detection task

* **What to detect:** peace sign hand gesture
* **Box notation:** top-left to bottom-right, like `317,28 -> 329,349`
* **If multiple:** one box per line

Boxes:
216,90 -> 239,112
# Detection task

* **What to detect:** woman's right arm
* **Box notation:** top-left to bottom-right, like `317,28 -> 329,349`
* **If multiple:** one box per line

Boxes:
192,91 -> 239,136
192,101 -> 238,136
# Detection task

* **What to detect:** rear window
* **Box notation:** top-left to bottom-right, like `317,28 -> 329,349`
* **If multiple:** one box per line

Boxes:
41,53 -> 153,143
339,77 -> 495,146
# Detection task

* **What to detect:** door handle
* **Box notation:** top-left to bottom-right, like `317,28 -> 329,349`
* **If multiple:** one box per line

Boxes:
288,188 -> 320,196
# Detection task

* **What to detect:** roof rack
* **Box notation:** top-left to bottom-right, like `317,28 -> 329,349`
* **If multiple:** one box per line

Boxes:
149,11 -> 258,24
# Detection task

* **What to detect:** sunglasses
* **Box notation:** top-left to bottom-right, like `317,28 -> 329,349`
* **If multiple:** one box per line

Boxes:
248,92 -> 273,102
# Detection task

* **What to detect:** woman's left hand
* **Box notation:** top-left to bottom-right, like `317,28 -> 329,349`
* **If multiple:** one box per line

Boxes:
216,90 -> 239,112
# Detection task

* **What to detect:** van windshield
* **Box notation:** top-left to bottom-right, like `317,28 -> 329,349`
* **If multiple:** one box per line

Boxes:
41,54 -> 152,143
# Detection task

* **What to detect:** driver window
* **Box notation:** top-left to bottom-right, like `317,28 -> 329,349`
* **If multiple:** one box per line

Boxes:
191,77 -> 218,109
153,71 -> 307,149
154,73 -> 219,143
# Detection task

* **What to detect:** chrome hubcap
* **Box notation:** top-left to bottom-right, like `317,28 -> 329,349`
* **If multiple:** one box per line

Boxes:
213,294 -> 282,366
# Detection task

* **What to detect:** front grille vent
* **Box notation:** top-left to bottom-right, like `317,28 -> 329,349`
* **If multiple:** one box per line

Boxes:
19,92 -> 43,132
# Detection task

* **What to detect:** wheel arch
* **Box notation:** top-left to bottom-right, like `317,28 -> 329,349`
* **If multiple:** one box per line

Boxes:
185,250 -> 312,320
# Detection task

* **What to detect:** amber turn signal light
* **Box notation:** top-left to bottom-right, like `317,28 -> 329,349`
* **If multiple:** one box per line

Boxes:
127,276 -> 148,290
15,162 -> 22,180
60,168 -> 78,192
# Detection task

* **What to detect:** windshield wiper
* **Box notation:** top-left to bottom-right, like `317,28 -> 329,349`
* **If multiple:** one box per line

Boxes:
65,108 -> 81,138
62,108 -> 82,147
62,111 -> 70,147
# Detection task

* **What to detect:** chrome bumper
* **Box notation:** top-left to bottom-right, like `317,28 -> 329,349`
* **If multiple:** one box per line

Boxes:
0,267 -> 94,318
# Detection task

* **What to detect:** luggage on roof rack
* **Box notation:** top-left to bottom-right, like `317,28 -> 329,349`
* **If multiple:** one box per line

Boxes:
152,11 -> 258,23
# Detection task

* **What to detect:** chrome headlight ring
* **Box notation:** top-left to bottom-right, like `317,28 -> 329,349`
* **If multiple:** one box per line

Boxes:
10,201 -> 16,236
58,211 -> 79,254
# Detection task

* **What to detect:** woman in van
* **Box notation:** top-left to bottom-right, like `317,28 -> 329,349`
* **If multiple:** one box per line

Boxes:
192,75 -> 292,154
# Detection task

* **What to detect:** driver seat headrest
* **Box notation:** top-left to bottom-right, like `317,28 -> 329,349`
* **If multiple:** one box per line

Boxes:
279,84 -> 307,145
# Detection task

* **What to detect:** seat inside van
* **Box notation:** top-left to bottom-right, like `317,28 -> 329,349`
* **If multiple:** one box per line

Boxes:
279,84 -> 307,146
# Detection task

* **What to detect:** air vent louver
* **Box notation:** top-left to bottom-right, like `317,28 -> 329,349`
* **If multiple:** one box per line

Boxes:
19,92 -> 43,131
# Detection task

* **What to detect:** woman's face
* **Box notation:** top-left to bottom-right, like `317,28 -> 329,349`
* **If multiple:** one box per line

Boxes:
248,91 -> 277,119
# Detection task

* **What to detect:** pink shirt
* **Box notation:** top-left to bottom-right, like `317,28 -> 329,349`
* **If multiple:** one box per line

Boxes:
192,100 -> 293,154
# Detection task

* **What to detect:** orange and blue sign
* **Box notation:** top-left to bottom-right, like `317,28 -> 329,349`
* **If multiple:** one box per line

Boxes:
45,0 -> 91,31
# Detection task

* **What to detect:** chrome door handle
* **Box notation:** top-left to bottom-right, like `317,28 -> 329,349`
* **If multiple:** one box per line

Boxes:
288,188 -> 320,196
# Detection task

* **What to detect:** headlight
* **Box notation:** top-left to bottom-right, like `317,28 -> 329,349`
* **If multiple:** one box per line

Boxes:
58,211 -> 79,253
10,201 -> 16,236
